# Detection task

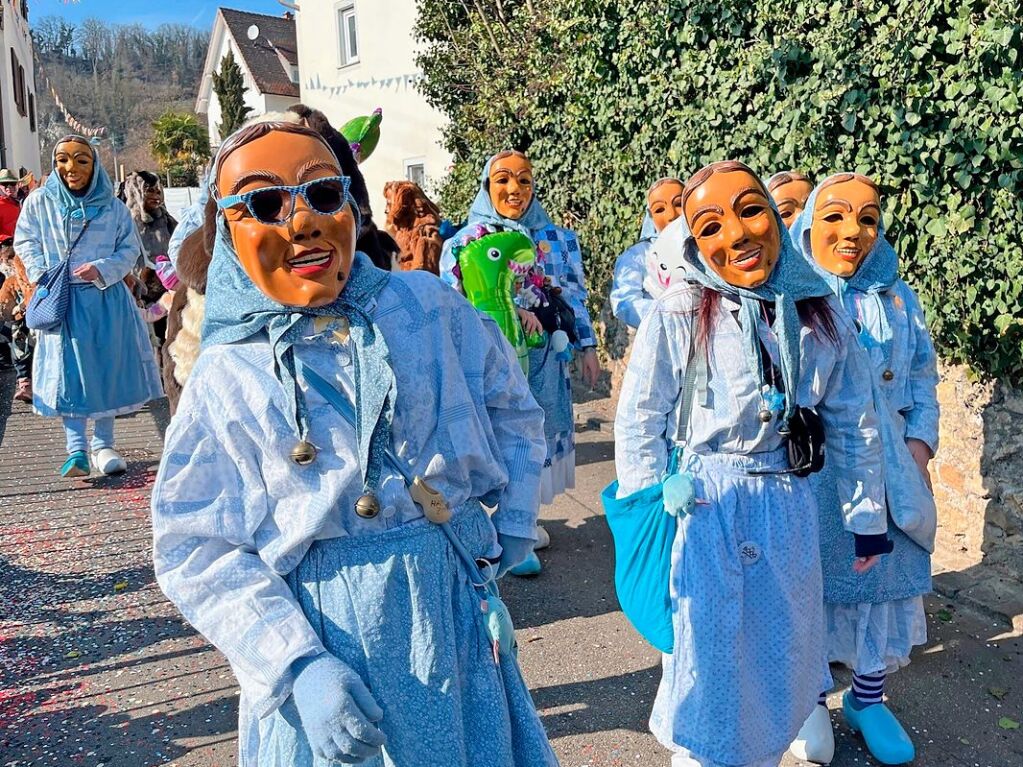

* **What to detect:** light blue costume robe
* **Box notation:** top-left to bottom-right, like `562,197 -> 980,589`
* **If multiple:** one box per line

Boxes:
152,249 -> 557,766
610,213 -> 658,329
615,203 -> 886,766
14,145 -> 162,419
440,155 -> 596,503
791,180 -> 939,675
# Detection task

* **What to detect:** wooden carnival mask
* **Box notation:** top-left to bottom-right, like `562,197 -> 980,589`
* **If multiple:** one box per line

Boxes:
488,152 -> 534,221
809,174 -> 881,278
768,172 -> 813,228
54,139 -> 95,193
216,129 -> 356,308
683,162 -> 780,289
648,179 -> 685,233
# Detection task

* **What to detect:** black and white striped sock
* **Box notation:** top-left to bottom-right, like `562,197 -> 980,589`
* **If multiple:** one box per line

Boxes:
851,672 -> 886,706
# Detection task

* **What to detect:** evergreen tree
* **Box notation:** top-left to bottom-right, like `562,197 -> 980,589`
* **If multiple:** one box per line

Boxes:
212,50 -> 251,140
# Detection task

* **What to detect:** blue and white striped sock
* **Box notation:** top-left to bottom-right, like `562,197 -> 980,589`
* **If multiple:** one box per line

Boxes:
818,690 -> 828,706
851,672 -> 886,706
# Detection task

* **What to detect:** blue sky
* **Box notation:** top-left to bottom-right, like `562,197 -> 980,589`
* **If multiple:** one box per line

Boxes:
31,0 -> 288,30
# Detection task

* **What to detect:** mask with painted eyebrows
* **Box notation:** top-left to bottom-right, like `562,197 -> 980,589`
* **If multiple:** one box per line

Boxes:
683,164 -> 780,289
809,175 -> 881,278
488,152 -> 534,220
216,129 -> 356,307
647,179 -> 684,233
54,140 -> 95,193
769,172 -> 813,228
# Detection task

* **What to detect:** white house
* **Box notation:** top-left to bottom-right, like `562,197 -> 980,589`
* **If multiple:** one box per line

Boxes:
294,0 -> 451,216
196,8 -> 300,149
0,0 -> 41,175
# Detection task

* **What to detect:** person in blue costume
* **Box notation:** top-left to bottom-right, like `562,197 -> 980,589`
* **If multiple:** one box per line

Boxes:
440,150 -> 601,576
151,121 -> 558,767
615,161 -> 890,767
610,178 -> 684,328
14,136 -> 163,478
788,172 -> 939,766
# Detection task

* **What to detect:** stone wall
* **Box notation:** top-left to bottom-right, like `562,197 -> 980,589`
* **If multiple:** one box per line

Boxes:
931,363 -> 1023,584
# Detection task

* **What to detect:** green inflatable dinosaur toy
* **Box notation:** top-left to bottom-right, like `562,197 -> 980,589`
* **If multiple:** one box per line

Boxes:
340,108 -> 383,163
455,229 -> 536,374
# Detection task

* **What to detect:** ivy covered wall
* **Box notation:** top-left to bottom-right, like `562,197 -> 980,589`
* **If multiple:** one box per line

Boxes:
415,0 -> 1023,381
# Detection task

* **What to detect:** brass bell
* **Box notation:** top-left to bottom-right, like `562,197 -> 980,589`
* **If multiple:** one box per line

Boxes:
882,369 -> 895,381
758,409 -> 773,424
355,493 -> 381,519
290,440 -> 317,466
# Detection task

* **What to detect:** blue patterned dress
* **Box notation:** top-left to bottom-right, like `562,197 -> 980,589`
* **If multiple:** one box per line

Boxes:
440,156 -> 596,503
616,284 -> 886,766
14,177 -> 162,419
152,267 -> 557,767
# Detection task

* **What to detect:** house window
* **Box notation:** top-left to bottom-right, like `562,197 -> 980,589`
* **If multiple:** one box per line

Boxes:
404,160 -> 426,188
337,3 -> 359,67
10,50 -> 26,117
28,92 -> 35,132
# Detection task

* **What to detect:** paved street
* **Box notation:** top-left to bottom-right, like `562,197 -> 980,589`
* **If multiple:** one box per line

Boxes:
2,370 -> 1022,767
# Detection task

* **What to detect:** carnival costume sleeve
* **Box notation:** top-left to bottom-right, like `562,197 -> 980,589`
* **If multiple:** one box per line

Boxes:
899,282 -> 940,454
812,310 -> 888,536
610,243 -> 654,329
151,385 -> 326,720
613,304 -> 685,497
89,202 -> 144,288
13,193 -> 47,283
477,311 -> 548,538
559,230 -> 597,348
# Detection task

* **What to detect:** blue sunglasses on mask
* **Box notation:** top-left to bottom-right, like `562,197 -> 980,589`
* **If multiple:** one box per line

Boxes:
217,175 -> 352,225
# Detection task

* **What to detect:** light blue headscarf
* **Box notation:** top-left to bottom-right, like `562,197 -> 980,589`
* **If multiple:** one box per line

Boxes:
658,164 -> 832,423
43,135 -> 115,222
465,152 -> 555,236
790,173 -> 898,296
639,211 -> 658,241
201,135 -> 394,491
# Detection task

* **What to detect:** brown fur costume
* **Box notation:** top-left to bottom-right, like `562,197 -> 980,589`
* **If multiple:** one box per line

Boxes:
383,180 -> 443,274
0,253 -> 33,322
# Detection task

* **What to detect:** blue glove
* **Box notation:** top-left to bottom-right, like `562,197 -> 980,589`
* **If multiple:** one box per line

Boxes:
291,653 -> 386,763
496,532 -> 536,578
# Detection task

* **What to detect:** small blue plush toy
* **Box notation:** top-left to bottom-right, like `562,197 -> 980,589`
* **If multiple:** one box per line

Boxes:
483,590 -> 517,662
552,329 -> 572,361
662,471 -> 698,517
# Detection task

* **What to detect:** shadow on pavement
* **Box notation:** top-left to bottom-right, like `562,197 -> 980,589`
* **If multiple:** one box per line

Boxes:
533,664 -> 661,738
501,514 -> 618,630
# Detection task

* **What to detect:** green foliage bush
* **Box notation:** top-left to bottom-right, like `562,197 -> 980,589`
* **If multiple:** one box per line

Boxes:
416,0 -> 1023,381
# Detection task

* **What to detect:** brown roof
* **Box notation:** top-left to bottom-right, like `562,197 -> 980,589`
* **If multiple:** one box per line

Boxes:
220,7 -> 299,97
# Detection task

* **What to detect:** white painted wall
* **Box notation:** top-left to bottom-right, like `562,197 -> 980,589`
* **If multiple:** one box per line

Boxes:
200,22 -> 279,148
0,3 -> 41,174
295,0 -> 451,217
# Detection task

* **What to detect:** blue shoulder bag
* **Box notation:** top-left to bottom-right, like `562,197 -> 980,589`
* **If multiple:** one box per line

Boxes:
600,339 -> 702,654
26,221 -> 90,332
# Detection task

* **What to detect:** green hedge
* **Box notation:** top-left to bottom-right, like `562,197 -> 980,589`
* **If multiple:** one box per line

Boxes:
416,0 -> 1023,381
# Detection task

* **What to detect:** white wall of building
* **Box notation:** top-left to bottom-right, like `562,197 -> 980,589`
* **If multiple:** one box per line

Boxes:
0,3 -> 41,175
199,24 -> 277,148
295,0 -> 450,217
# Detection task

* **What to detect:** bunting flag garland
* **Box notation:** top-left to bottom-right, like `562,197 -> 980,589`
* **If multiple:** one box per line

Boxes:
33,55 -> 107,138
303,72 -> 425,97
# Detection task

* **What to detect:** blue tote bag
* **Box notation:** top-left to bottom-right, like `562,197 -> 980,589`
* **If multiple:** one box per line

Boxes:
601,449 -> 682,654
26,222 -> 90,332
601,344 -> 701,654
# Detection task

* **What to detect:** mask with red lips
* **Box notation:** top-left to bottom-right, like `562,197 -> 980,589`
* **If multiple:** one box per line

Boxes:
216,129 -> 356,308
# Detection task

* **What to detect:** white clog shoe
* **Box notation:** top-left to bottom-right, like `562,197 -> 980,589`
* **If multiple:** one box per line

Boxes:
92,448 -> 127,476
790,703 -> 836,764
